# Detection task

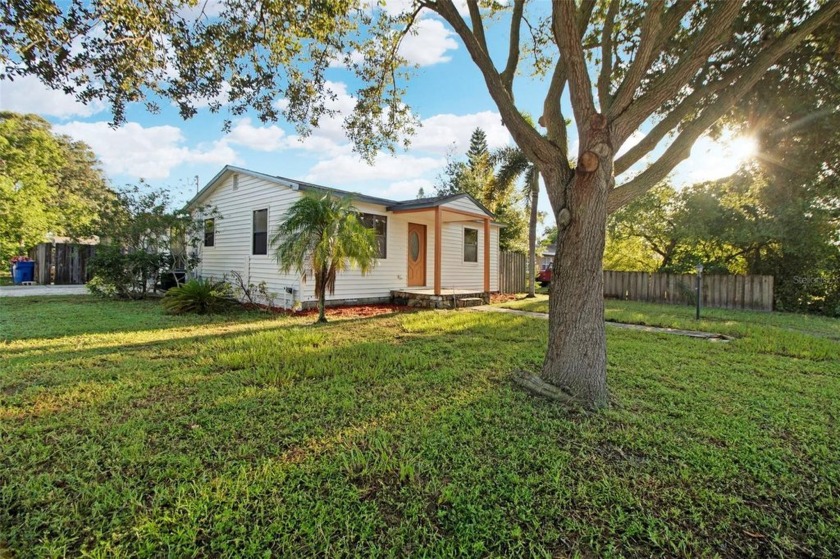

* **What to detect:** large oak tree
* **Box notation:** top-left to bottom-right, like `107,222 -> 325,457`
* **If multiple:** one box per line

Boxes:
3,0 -> 837,408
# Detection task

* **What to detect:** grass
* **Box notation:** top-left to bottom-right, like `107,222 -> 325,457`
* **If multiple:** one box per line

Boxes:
1,296 -> 839,558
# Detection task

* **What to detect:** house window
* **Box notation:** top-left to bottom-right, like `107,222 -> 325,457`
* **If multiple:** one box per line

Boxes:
204,218 -> 215,247
359,213 -> 387,259
464,228 -> 478,262
253,209 -> 268,255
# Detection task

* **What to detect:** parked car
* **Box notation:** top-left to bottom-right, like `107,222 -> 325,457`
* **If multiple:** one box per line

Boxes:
536,267 -> 552,287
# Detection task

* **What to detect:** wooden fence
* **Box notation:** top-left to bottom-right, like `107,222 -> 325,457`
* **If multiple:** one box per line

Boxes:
499,251 -> 527,294
28,243 -> 96,285
603,270 -> 774,311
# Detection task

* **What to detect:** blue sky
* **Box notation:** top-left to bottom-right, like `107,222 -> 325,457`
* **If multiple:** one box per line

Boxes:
0,1 -> 752,225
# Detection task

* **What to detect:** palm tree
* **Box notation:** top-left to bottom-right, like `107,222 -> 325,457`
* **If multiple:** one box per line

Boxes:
271,194 -> 378,323
495,146 -> 540,297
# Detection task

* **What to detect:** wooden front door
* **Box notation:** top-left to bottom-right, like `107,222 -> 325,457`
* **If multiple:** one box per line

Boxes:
407,223 -> 426,287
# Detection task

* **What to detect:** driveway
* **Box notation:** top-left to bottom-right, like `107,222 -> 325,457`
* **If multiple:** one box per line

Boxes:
0,285 -> 89,297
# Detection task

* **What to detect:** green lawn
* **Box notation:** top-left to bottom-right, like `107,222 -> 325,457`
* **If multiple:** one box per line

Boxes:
1,296 -> 838,558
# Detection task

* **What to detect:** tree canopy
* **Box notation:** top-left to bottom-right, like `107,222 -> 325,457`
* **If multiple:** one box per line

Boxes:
0,112 -> 113,261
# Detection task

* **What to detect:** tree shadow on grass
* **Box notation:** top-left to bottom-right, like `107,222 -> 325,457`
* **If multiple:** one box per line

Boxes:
2,310 -> 838,557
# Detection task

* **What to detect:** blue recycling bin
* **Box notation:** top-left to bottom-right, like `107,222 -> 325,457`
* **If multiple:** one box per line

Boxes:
12,261 -> 35,284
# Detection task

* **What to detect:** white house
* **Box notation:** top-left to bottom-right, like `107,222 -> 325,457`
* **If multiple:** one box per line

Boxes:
187,166 -> 501,309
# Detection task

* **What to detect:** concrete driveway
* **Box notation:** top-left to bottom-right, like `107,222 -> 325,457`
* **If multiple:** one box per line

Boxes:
0,285 -> 89,297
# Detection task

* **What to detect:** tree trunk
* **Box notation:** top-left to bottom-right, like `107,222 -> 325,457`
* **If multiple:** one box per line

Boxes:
526,167 -> 539,298
540,143 -> 612,409
317,287 -> 327,323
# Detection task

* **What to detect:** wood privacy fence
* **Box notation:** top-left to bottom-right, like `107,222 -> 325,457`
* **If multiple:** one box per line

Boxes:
28,243 -> 96,285
603,270 -> 774,311
499,251 -> 527,294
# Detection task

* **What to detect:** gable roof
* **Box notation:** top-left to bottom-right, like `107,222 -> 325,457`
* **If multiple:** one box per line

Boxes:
386,193 -> 495,217
187,165 -> 496,218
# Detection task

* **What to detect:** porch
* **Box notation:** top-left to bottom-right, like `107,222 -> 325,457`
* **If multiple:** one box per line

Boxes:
391,288 -> 489,309
387,196 -> 494,296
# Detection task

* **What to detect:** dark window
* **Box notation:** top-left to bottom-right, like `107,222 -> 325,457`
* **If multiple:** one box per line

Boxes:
464,228 -> 478,262
360,213 -> 387,259
204,218 -> 215,247
253,209 -> 268,255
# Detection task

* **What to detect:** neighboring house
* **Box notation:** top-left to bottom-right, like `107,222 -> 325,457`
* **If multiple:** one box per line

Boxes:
187,166 -> 501,309
539,244 -> 556,271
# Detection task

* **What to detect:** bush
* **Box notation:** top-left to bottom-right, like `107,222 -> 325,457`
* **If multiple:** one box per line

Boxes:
161,278 -> 237,314
88,245 -> 167,299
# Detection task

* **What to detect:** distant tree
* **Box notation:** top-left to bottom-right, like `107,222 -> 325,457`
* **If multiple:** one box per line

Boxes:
435,128 -> 527,251
416,187 -> 427,199
271,194 -> 378,323
0,112 -> 113,261
608,176 -> 840,315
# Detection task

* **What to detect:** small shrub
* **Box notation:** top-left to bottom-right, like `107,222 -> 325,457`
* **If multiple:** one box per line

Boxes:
161,278 -> 237,314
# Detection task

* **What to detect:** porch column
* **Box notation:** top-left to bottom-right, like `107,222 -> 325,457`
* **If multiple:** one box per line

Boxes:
484,218 -> 490,292
434,206 -> 442,295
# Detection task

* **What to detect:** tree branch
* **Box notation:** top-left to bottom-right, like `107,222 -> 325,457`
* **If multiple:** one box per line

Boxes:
597,0 -> 620,113
614,71 -> 736,175
608,0 -> 840,213
542,0 -> 595,153
500,0 -> 524,96
466,0 -> 488,53
611,0 -> 743,146
607,0 -> 665,118
432,0 -> 559,167
552,0 -> 596,130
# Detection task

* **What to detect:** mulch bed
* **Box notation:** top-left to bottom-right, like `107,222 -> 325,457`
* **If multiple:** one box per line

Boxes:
295,304 -> 413,319
244,302 -> 413,319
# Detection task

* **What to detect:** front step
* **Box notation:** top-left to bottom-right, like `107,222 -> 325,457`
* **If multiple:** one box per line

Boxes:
456,297 -> 485,308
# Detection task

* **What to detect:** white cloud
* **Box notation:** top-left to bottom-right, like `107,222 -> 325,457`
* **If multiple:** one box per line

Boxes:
330,12 -> 457,68
0,74 -> 105,119
53,121 -> 237,180
412,110 -> 511,154
226,118 -> 287,151
379,178 -> 435,199
399,17 -> 458,67
305,153 -> 443,185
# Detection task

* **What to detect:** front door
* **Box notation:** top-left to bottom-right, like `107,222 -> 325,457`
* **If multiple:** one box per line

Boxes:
407,223 -> 426,287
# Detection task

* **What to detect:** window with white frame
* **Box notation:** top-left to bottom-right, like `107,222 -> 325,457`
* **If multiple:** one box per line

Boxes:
253,209 -> 268,255
464,227 -> 478,262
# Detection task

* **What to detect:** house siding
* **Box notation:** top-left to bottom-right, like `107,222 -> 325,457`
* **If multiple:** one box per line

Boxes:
195,172 -> 303,307
442,197 -> 487,215
192,168 -> 501,308
439,221 -> 500,291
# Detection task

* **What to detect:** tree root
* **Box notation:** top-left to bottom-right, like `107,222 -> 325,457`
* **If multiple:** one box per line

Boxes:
512,370 -> 580,408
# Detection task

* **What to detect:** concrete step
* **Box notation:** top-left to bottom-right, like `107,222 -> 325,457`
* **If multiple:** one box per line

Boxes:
457,297 -> 485,308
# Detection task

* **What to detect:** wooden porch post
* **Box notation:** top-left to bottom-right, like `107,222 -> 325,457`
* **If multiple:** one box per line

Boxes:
483,218 -> 490,292
434,206 -> 442,295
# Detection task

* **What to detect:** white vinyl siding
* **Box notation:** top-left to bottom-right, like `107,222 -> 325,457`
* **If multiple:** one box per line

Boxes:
442,196 -> 488,216
195,172 -> 302,305
439,222 -> 500,291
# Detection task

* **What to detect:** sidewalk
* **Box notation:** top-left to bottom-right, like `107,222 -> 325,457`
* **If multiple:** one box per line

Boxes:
0,285 -> 89,297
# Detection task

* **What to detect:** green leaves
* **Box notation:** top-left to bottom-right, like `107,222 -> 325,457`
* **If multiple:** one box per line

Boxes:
0,112 -> 114,261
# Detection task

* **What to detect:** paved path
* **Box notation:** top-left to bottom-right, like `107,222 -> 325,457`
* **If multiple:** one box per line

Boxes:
470,305 -> 732,341
0,285 -> 88,297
